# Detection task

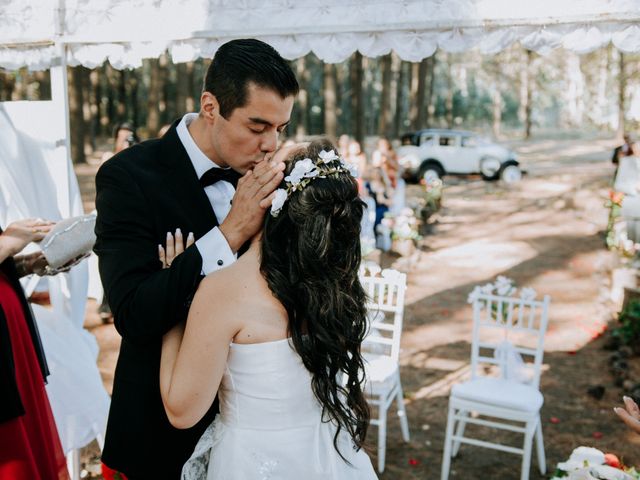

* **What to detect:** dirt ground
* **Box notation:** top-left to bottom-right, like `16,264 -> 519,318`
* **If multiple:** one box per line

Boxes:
76,133 -> 640,478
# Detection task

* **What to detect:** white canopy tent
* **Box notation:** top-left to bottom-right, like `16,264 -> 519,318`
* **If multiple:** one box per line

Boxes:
2,0 -> 640,70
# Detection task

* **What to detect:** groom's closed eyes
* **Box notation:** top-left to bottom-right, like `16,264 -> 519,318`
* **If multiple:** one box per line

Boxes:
248,117 -> 290,135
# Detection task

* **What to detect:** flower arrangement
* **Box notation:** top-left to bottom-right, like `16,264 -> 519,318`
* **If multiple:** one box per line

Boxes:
468,276 -> 536,303
422,177 -> 444,210
605,189 -> 636,256
468,276 -> 537,323
414,177 -> 444,222
551,446 -> 639,480
389,208 -> 421,242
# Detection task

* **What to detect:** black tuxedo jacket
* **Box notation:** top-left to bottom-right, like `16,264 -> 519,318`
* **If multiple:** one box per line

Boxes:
94,122 -> 219,478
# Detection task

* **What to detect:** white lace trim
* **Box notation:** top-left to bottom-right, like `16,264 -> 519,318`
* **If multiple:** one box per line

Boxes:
3,0 -> 640,70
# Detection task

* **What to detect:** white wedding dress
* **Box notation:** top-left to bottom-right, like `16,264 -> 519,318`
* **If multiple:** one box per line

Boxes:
182,338 -> 378,480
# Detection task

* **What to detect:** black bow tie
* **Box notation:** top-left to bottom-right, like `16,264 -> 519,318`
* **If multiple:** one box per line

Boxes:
199,167 -> 241,188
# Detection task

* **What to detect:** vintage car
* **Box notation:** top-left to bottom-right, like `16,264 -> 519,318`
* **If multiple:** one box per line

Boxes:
397,129 -> 522,183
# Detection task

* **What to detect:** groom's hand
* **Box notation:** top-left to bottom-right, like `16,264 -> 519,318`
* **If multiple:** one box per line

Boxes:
219,157 -> 285,253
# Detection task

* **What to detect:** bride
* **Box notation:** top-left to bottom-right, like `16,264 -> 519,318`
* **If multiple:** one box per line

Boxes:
159,138 -> 378,479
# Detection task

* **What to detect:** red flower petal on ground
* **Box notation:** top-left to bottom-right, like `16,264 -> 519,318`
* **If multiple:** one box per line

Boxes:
409,458 -> 420,466
550,417 -> 560,424
592,431 -> 603,439
604,453 -> 622,469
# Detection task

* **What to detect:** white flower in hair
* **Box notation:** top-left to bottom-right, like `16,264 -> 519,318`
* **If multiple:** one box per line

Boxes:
285,157 -> 318,186
317,149 -> 340,164
271,188 -> 288,217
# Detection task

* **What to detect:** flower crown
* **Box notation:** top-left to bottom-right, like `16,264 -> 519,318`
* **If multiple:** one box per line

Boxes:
270,149 -> 358,217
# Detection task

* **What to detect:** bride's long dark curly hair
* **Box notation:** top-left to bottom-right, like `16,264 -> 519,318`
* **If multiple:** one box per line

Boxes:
260,138 -> 370,457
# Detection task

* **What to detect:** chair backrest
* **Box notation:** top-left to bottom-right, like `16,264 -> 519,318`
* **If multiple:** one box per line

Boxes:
470,292 -> 551,390
359,265 -> 407,364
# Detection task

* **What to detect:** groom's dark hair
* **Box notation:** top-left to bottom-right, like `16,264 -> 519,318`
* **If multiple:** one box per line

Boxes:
204,38 -> 299,118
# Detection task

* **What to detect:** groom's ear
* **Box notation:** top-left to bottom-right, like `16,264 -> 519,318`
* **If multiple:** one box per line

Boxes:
200,92 -> 219,124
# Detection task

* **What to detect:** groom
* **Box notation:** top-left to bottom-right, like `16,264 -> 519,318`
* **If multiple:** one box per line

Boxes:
94,39 -> 299,479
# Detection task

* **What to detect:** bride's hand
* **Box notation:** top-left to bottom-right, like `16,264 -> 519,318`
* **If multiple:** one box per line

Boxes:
158,229 -> 194,269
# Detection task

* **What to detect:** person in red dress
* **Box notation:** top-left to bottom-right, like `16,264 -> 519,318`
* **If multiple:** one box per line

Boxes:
0,218 -> 69,480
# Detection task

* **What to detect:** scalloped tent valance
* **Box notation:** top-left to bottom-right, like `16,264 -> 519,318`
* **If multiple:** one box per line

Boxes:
1,0 -> 640,70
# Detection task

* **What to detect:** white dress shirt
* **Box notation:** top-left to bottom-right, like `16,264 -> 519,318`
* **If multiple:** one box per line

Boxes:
176,113 -> 236,274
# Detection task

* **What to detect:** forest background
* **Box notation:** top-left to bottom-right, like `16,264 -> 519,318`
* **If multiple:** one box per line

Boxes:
1,44 -> 638,163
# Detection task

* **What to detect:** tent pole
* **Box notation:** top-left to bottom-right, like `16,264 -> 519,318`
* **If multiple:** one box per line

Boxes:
53,0 -> 71,166
50,45 -> 71,166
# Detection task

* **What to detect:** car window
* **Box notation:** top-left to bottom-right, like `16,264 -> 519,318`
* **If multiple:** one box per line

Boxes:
420,134 -> 435,146
439,135 -> 456,147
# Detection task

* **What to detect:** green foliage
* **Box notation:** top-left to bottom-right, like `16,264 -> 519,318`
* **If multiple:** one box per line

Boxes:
613,299 -> 640,345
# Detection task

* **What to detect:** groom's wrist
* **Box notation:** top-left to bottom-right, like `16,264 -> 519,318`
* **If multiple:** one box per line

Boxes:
218,222 -> 243,254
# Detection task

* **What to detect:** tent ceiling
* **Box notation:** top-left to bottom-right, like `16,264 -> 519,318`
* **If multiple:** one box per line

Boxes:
1,0 -> 640,70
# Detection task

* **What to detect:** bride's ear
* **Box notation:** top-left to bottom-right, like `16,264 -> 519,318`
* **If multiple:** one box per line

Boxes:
200,92 -> 219,124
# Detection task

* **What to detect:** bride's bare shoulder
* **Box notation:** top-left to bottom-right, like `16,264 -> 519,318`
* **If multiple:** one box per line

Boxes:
199,257 -> 262,301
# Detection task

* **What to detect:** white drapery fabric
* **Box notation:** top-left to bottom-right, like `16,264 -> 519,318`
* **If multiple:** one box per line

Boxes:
0,102 -> 110,453
1,0 -> 640,70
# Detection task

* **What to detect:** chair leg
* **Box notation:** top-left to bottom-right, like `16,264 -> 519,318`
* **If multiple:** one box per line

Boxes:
395,381 -> 410,442
520,424 -> 534,480
377,401 -> 388,473
451,410 -> 468,458
535,418 -> 546,474
440,402 -> 456,480
67,449 -> 81,480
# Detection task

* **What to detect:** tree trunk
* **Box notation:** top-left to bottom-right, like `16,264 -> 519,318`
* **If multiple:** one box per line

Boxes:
0,71 -> 15,101
130,71 -> 139,129
618,50 -> 626,138
492,87 -> 502,138
350,51 -> 364,145
393,59 -> 405,138
378,54 -> 392,138
522,50 -> 534,139
295,57 -> 309,139
160,54 -> 171,126
69,66 -> 87,163
416,57 -> 429,130
445,54 -> 454,129
323,62 -> 337,141
105,64 -> 116,128
118,69 -> 127,120
426,55 -> 436,128
176,63 -> 189,118
409,62 -> 419,130
146,58 -> 162,136
35,71 -> 51,100
89,69 -> 101,147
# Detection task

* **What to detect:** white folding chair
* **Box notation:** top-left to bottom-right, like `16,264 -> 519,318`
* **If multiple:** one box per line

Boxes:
441,292 -> 551,480
359,266 -> 410,473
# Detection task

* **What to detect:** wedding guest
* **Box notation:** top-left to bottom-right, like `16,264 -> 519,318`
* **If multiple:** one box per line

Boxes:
338,134 -> 351,157
366,167 -> 393,229
372,138 -> 399,189
101,122 -> 139,163
346,140 -> 368,177
0,218 -> 69,480
612,132 -> 636,165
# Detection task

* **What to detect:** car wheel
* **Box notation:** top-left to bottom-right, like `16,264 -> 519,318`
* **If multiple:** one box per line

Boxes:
480,157 -> 501,180
420,165 -> 443,183
500,164 -> 522,183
